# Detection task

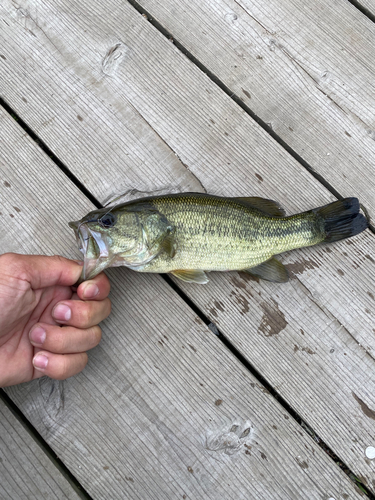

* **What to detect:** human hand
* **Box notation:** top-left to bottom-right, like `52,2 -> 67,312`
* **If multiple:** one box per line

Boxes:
0,253 -> 111,387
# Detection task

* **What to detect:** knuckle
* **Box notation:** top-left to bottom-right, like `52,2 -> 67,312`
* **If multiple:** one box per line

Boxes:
89,325 -> 102,348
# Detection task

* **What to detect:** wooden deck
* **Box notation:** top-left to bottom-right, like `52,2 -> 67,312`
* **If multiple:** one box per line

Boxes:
1,0 -> 374,498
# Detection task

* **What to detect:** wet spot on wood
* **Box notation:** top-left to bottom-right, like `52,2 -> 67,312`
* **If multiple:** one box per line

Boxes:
352,392 -> 375,420
125,477 -> 134,482
187,344 -> 197,353
294,345 -> 299,353
286,257 -> 318,278
296,457 -> 309,469
9,214 -> 14,218
13,206 -> 21,212
77,115 -> 83,121
344,131 -> 352,137
325,247 -> 332,253
367,292 -> 374,300
260,452 -> 268,460
194,316 -> 203,325
300,329 -> 305,335
213,300 -> 225,312
337,269 -> 344,276
187,466 -> 193,473
0,54 -> 6,60
4,181 -> 11,187
209,118 -> 215,124
272,425 -> 278,430
342,494 -> 349,499
103,465 -> 109,470
209,307 -> 218,318
215,399 -> 223,406
224,131 -> 229,136
365,254 -> 374,263
183,495 -> 186,499
230,291 -> 249,315
255,173 -> 263,182
259,299 -> 287,336
284,415 -> 289,419
231,276 -> 247,290
21,97 -> 27,103
302,347 -> 316,355
242,88 -> 251,99
256,55 -> 263,59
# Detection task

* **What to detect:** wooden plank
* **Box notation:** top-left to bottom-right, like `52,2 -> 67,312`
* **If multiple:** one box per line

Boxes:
137,0 -> 375,222
0,399 -> 82,500
358,0 -> 375,15
0,110 -> 365,500
1,0 -> 375,491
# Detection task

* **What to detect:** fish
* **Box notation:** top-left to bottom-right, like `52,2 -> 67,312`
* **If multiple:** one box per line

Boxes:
69,193 -> 368,284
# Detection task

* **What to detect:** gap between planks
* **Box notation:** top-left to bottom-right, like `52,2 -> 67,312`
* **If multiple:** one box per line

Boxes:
1,101 -> 374,499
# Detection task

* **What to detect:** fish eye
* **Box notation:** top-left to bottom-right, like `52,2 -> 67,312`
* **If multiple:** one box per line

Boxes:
99,213 -> 115,228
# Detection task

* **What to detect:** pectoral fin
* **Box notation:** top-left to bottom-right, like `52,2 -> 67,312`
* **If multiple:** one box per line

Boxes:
243,258 -> 289,283
161,230 -> 177,258
170,269 -> 209,284
234,197 -> 285,217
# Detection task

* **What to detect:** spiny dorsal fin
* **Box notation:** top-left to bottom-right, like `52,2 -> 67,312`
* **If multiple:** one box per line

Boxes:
242,257 -> 289,283
234,197 -> 286,217
170,269 -> 208,284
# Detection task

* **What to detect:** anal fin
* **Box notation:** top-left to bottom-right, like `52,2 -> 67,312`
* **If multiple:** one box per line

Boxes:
170,269 -> 208,284
242,257 -> 289,283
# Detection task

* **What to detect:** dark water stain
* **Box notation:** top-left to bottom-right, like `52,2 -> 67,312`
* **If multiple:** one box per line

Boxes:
255,173 -> 263,182
3,181 -> 11,187
367,291 -> 374,300
296,457 -> 309,469
77,114 -> 83,121
259,298 -> 287,336
0,54 -> 6,60
302,347 -> 316,355
187,344 -> 197,353
231,276 -> 247,290
9,214 -> 14,218
285,257 -> 319,278
294,345 -> 299,353
209,307 -> 218,318
337,269 -> 344,276
13,206 -> 21,212
365,254 -> 374,264
21,97 -> 27,103
300,329 -> 305,335
344,131 -> 352,137
260,452 -> 268,460
230,291 -> 249,315
242,88 -> 251,99
214,399 -> 223,406
325,247 -> 332,253
213,300 -> 225,312
352,392 -> 375,420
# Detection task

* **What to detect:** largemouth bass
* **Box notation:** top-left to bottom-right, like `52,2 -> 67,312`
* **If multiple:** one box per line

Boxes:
69,193 -> 368,284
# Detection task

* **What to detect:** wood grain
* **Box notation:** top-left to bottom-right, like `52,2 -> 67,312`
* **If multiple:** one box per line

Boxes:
1,108 -> 365,499
138,0 -> 375,221
1,0 -> 375,491
0,399 -> 82,500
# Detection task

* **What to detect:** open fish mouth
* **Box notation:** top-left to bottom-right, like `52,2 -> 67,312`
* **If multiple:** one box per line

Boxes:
69,220 -> 112,282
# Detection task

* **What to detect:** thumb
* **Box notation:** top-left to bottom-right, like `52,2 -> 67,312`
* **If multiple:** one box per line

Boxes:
6,254 -> 83,290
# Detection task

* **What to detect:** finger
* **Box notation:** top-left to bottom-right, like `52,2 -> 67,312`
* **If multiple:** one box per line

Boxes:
52,298 -> 111,328
76,272 -> 111,301
32,351 -> 88,380
1,253 -> 83,289
29,323 -> 101,353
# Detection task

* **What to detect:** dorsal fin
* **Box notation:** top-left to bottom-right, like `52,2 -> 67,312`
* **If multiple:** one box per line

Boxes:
234,197 -> 286,217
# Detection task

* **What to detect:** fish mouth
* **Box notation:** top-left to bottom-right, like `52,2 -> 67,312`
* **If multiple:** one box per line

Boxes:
69,220 -> 111,282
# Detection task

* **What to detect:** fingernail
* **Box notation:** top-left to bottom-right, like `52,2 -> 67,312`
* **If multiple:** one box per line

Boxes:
29,326 -> 46,345
83,283 -> 99,299
33,354 -> 48,370
53,304 -> 71,322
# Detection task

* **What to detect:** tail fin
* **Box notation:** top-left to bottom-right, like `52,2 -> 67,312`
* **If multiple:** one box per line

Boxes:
314,197 -> 368,243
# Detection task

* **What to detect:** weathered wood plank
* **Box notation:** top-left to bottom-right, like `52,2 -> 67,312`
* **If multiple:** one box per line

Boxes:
0,399 -> 83,500
1,109 -> 364,500
137,0 -> 375,221
1,0 -> 375,491
357,0 -> 375,15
